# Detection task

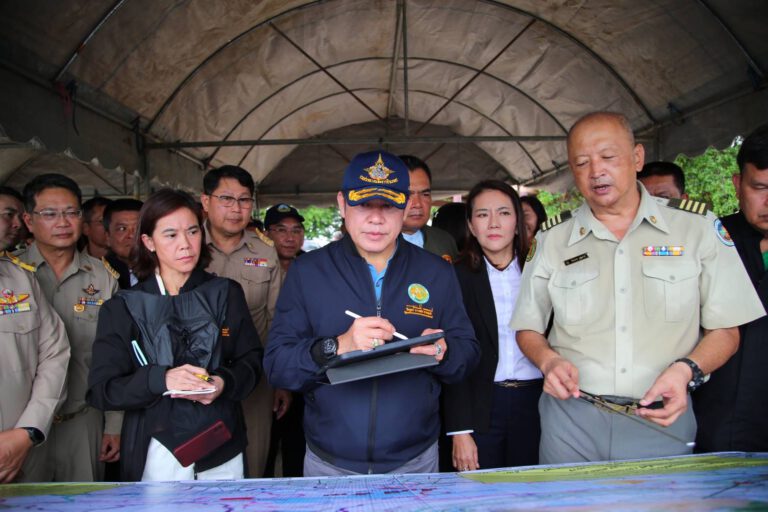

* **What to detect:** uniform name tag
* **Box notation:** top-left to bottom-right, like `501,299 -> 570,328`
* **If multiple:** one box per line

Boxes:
643,245 -> 684,256
243,258 -> 268,267
564,253 -> 588,266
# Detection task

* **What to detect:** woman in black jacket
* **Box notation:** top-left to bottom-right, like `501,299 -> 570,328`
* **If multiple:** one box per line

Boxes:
87,189 -> 262,481
445,180 -> 542,471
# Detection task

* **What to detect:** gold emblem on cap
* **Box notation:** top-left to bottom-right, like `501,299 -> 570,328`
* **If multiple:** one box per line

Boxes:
363,154 -> 395,182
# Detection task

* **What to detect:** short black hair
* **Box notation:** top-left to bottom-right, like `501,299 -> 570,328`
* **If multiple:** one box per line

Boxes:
638,161 -> 685,194
0,186 -> 23,204
398,155 -> 432,183
132,189 -> 211,282
203,165 -> 255,196
737,124 -> 768,173
103,198 -> 143,232
22,173 -> 82,213
82,196 -> 113,222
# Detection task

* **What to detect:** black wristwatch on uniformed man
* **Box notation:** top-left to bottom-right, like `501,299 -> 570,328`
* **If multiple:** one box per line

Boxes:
21,427 -> 44,446
674,357 -> 706,392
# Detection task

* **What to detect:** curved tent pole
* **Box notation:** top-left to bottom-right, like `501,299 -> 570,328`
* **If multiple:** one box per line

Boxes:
205,56 -> 568,165
146,0 -> 655,133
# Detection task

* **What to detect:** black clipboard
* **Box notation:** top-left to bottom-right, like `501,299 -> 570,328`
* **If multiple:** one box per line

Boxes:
323,331 -> 444,369
320,331 -> 444,385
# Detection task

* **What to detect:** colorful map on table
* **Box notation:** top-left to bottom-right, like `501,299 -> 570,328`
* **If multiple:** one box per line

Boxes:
1,452 -> 766,511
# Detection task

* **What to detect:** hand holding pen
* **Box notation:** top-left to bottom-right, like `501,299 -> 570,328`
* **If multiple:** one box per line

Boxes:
164,364 -> 220,403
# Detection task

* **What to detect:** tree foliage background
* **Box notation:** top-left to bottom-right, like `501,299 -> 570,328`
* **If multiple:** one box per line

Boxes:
535,143 -> 741,218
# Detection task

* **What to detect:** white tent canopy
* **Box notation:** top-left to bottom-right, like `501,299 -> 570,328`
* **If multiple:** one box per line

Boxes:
0,0 -> 765,205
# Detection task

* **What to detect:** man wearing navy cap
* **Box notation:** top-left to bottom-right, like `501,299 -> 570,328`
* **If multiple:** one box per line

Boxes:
264,203 -> 306,276
265,151 -> 479,476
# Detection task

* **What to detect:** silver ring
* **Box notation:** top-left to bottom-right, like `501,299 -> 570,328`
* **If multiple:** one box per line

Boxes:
434,342 -> 443,356
372,338 -> 381,348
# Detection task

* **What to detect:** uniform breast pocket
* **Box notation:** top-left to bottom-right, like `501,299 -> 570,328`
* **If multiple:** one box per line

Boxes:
0,308 -> 41,372
240,267 -> 271,303
550,264 -> 600,325
642,260 -> 700,322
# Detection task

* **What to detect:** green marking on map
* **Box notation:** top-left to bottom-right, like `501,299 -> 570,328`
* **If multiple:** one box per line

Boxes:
463,455 -> 768,484
0,482 -> 119,498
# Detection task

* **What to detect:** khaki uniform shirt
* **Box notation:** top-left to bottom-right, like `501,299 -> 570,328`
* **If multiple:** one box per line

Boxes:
17,244 -> 122,434
0,253 -> 70,437
205,227 -> 281,342
511,185 -> 765,398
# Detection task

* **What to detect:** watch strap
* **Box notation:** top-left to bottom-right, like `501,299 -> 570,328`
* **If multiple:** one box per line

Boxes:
673,357 -> 705,392
21,427 -> 44,446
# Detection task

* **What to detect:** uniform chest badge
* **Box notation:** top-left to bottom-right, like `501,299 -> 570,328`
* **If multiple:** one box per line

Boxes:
244,257 -> 269,267
643,245 -> 684,256
76,283 -> 104,310
0,289 -> 31,315
405,283 -> 433,318
407,283 -> 430,304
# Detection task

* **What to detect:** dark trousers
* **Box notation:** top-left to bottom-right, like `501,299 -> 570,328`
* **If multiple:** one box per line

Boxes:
264,393 -> 306,477
473,382 -> 542,469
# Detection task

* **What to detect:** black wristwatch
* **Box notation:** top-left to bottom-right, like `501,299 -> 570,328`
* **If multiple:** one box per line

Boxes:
673,358 -> 705,392
21,427 -> 44,446
321,337 -> 339,359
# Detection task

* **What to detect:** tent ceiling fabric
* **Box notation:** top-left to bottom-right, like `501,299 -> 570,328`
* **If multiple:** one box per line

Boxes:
0,0 -> 765,202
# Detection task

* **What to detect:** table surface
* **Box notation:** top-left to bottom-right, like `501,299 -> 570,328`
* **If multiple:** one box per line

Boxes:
1,452 -> 766,511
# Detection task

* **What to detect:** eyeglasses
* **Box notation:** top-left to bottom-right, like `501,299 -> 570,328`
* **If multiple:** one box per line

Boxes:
32,209 -> 83,222
210,194 -> 255,208
269,226 -> 305,236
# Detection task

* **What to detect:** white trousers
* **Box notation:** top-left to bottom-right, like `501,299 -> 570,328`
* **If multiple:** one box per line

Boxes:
141,438 -> 244,481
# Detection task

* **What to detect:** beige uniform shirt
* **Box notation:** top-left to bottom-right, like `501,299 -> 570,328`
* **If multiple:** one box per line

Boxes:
17,244 -> 122,434
205,227 -> 281,342
511,185 -> 765,398
0,254 -> 70,437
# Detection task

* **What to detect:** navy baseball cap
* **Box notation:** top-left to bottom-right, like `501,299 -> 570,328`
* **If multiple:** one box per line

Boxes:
264,203 -> 304,229
342,151 -> 410,209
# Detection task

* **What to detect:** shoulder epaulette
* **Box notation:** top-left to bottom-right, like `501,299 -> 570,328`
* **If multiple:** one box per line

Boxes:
101,257 -> 120,279
254,229 -> 274,247
541,211 -> 573,232
666,198 -> 710,216
6,252 -> 36,273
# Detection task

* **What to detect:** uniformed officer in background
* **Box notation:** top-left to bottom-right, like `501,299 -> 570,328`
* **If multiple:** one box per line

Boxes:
17,174 -> 121,482
201,165 -> 286,478
0,195 -> 71,483
511,112 -> 765,464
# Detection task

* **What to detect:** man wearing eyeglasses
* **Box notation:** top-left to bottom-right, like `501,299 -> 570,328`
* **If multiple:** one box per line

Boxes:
265,203 -> 306,276
16,174 -> 120,482
0,186 -> 24,252
201,165 -> 285,478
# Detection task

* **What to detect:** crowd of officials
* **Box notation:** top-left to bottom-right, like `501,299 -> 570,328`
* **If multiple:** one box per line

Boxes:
1,111 -> 767,483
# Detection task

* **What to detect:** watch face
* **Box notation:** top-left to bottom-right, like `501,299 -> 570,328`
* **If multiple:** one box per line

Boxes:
322,338 -> 337,357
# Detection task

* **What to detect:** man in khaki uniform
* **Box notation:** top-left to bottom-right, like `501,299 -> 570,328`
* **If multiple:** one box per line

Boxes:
17,174 -> 120,482
201,165 -> 285,478
0,249 -> 70,482
511,112 -> 765,464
